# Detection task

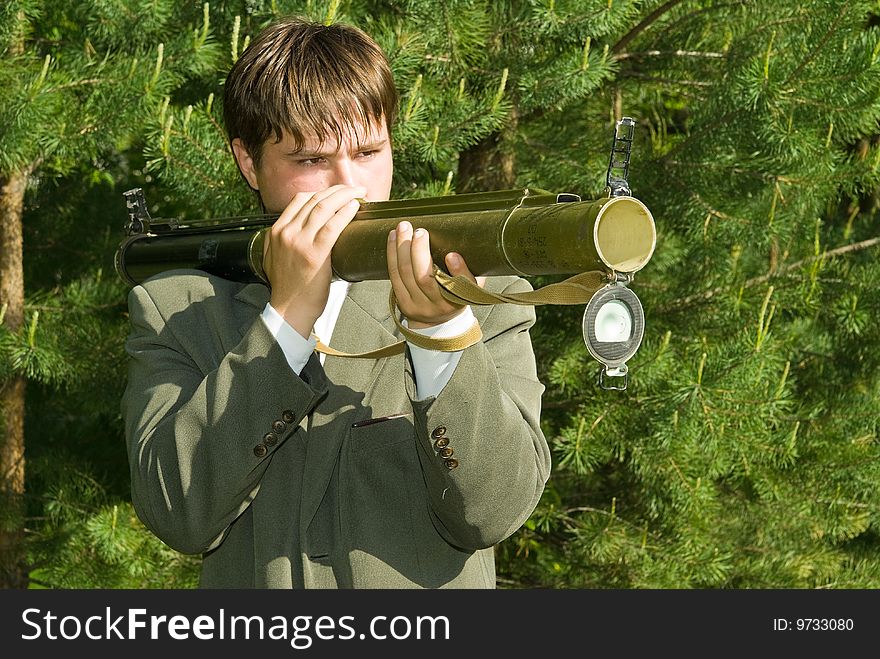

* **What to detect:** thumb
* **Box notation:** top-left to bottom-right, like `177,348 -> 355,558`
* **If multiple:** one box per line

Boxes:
445,252 -> 485,287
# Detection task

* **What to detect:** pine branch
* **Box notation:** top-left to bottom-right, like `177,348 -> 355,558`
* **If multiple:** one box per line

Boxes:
620,71 -> 713,87
611,0 -> 690,55
658,109 -> 741,160
49,78 -> 104,90
662,236 -> 880,312
782,3 -> 851,86
616,49 -> 725,60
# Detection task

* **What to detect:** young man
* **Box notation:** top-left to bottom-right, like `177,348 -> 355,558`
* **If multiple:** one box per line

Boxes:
122,17 -> 550,588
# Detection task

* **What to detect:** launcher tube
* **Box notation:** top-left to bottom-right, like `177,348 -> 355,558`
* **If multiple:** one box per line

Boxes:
115,189 -> 656,286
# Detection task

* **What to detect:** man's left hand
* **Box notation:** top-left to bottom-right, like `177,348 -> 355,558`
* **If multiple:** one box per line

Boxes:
387,220 -> 485,329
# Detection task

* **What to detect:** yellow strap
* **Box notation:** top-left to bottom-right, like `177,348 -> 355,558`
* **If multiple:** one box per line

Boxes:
314,336 -> 405,359
314,268 -> 607,359
434,268 -> 606,306
312,288 -> 483,359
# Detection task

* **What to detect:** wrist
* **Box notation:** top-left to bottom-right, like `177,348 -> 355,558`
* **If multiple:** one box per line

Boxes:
401,306 -> 476,338
270,298 -> 321,340
405,310 -> 464,330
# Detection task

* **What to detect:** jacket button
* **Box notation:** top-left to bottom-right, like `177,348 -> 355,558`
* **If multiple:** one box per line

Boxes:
282,410 -> 295,424
272,420 -> 286,434
253,444 -> 268,457
439,447 -> 454,459
431,425 -> 447,439
433,437 -> 450,449
263,432 -> 278,447
444,458 -> 459,470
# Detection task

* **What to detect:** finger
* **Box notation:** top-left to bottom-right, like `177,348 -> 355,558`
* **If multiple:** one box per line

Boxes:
313,195 -> 361,250
273,185 -> 358,239
445,252 -> 483,286
296,185 -> 366,235
393,221 -> 429,306
386,227 -> 403,294
269,187 -> 343,251
277,186 -> 364,255
264,193 -> 314,264
410,228 -> 443,301
270,190 -> 318,235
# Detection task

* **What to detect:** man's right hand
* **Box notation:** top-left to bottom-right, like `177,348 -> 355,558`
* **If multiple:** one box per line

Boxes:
262,184 -> 365,339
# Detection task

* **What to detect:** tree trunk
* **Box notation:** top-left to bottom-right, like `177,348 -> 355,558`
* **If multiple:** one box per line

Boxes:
457,109 -> 519,192
0,169 -> 29,589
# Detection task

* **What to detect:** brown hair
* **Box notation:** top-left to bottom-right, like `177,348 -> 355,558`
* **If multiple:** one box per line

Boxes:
223,17 -> 398,167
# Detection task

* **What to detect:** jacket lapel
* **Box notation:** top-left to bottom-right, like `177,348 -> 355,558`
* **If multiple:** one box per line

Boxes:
320,280 -> 399,390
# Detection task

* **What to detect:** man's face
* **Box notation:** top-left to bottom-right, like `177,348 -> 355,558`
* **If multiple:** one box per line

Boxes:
232,118 -> 393,213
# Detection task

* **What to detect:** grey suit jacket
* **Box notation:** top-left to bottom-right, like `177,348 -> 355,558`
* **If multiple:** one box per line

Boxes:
122,270 -> 550,588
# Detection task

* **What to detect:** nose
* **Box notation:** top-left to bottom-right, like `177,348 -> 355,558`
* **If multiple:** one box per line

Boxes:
329,158 -> 357,188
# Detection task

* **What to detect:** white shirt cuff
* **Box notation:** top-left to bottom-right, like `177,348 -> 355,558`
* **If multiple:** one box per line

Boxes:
260,303 -> 316,376
402,307 -> 476,400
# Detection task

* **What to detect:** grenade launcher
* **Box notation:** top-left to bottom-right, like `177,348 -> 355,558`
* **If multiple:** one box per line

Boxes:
115,117 -> 656,390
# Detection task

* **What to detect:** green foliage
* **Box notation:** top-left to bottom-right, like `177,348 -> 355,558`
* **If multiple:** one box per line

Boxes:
6,0 -> 880,589
500,0 -> 880,588
0,0 -> 225,587
143,95 -> 255,217
25,467 -> 199,589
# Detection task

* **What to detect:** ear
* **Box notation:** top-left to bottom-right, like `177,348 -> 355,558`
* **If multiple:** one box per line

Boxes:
231,138 -> 260,191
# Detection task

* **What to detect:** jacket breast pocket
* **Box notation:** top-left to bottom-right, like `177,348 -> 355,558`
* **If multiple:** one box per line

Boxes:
348,413 -> 414,453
